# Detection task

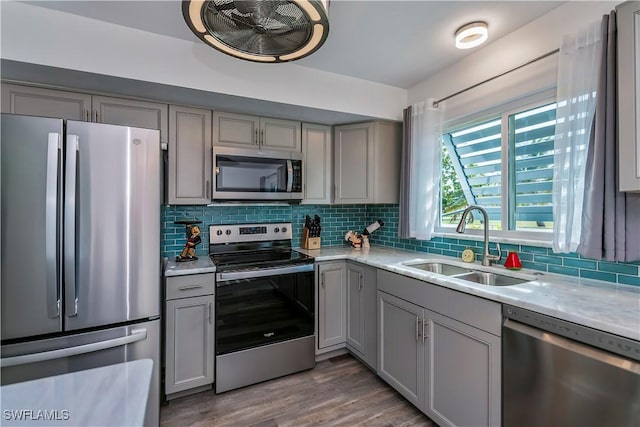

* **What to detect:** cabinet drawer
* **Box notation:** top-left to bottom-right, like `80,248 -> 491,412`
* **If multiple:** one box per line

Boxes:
166,274 -> 215,300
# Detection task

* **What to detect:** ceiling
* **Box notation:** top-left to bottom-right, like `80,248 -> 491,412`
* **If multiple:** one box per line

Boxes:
27,0 -> 564,89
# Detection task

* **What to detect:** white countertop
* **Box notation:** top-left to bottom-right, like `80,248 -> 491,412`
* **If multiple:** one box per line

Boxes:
0,359 -> 153,427
164,256 -> 216,277
297,246 -> 640,342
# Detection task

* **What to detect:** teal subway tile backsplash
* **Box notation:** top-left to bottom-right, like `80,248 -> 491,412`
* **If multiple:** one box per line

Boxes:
160,203 -> 639,286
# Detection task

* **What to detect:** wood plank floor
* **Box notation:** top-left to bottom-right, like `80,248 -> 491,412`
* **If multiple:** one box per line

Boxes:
160,354 -> 436,427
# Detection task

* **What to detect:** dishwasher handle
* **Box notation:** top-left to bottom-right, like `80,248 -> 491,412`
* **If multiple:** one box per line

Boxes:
504,319 -> 640,374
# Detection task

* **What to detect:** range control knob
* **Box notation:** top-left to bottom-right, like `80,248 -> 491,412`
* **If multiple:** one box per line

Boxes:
225,229 -> 231,236
274,227 -> 280,233
216,230 -> 223,236
281,227 -> 287,233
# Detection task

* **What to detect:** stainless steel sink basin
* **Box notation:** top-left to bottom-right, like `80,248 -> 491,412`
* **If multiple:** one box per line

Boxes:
403,262 -> 472,276
455,271 -> 528,286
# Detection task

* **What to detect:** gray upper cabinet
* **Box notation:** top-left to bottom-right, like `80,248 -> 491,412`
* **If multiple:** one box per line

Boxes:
92,95 -> 168,144
1,83 -> 91,121
617,1 -> 640,192
346,262 -> 377,370
213,111 -> 301,152
1,84 -> 168,144
301,123 -> 332,204
168,105 -> 212,205
334,121 -> 401,204
317,262 -> 347,352
213,111 -> 259,148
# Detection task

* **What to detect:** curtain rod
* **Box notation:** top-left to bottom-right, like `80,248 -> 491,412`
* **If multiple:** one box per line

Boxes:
432,48 -> 560,108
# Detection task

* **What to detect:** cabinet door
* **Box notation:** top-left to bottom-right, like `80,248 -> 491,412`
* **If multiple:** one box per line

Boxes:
213,111 -> 259,148
317,262 -> 347,349
1,83 -> 91,121
617,0 -> 640,192
168,105 -> 212,205
260,117 -> 301,152
377,290 -> 425,408
425,310 -> 501,427
165,294 -> 215,395
334,123 -> 374,204
92,95 -> 168,144
301,123 -> 332,204
346,263 -> 365,354
372,122 -> 402,203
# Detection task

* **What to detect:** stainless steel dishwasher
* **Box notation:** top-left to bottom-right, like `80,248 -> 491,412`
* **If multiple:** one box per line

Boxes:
503,305 -> 640,427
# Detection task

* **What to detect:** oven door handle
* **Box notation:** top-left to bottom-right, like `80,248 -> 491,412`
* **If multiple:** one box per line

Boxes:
216,264 -> 314,283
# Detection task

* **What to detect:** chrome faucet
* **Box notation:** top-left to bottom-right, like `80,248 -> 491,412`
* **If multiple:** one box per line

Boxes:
456,205 -> 501,266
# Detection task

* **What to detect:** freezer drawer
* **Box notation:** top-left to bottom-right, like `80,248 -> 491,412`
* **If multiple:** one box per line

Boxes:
0,319 -> 160,427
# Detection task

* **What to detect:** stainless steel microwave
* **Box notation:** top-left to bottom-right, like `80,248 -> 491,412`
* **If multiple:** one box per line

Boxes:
213,147 -> 303,201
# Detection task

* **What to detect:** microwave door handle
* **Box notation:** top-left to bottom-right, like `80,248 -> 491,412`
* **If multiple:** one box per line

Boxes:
286,159 -> 293,192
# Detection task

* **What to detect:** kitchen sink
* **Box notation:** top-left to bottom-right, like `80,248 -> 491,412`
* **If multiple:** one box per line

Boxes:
454,271 -> 529,286
402,262 -> 472,276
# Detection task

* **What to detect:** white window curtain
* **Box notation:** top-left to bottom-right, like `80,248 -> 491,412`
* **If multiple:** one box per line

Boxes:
407,99 -> 443,240
552,21 -> 602,253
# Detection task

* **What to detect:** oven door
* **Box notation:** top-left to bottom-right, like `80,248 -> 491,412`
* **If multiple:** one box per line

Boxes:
215,264 -> 314,356
213,147 -> 302,200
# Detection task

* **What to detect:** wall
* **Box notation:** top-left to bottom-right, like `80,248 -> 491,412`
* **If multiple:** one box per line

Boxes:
408,0 -> 618,105
162,204 -> 367,257
0,1 -> 406,121
161,204 -> 639,287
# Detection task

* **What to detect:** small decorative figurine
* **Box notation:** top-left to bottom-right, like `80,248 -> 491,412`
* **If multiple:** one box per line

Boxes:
344,230 -> 362,249
174,219 -> 203,262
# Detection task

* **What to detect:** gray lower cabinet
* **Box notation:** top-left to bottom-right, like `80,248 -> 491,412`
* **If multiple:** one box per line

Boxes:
426,310 -> 501,427
168,105 -> 212,205
346,262 -> 377,369
377,270 -> 501,427
377,290 -> 425,408
317,262 -> 347,352
165,274 -> 215,398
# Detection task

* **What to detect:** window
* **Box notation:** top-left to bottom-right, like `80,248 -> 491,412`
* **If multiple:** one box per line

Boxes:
440,101 -> 557,237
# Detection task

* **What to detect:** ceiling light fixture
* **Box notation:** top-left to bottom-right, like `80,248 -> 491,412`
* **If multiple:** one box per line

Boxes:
183,0 -> 330,63
455,21 -> 488,50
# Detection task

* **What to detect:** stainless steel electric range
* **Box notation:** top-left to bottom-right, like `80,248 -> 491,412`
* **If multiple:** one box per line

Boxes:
209,223 -> 315,393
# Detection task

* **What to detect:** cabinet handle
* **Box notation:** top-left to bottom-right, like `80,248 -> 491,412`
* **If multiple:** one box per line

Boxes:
416,317 -> 422,341
208,302 -> 212,324
358,273 -> 363,291
85,109 -> 89,122
320,272 -> 325,287
94,110 -> 99,123
255,129 -> 259,145
260,129 -> 264,146
178,284 -> 203,291
422,319 -> 428,342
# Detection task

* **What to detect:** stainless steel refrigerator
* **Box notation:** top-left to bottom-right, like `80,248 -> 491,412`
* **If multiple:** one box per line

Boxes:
0,114 -> 161,426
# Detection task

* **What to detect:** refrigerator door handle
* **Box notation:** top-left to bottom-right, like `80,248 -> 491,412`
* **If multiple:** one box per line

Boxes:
64,135 -> 79,317
46,132 -> 62,318
0,329 -> 148,368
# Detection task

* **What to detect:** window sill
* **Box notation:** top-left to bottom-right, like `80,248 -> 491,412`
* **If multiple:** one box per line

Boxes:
433,230 -> 553,249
